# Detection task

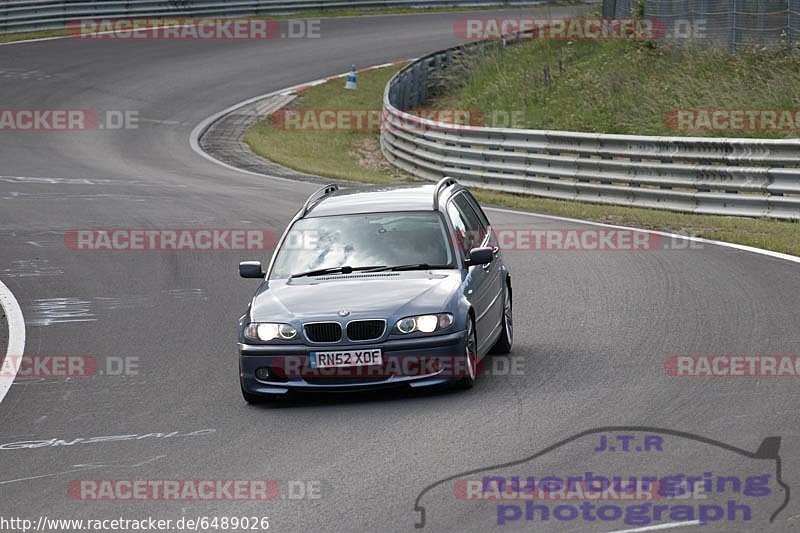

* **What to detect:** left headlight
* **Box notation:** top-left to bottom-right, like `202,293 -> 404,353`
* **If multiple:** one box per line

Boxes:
392,313 -> 453,335
244,322 -> 297,341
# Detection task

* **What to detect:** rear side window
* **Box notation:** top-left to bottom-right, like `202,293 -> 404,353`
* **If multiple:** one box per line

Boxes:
462,192 -> 490,228
452,193 -> 487,249
448,194 -> 487,255
446,202 -> 470,256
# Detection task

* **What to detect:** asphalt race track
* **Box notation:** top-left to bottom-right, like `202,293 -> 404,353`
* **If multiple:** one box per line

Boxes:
1,6 -> 799,532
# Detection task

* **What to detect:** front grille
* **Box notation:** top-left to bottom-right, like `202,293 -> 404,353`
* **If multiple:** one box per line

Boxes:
304,322 -> 342,343
346,320 -> 386,341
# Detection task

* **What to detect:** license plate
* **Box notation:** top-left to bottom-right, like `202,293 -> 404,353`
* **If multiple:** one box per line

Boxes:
311,349 -> 382,368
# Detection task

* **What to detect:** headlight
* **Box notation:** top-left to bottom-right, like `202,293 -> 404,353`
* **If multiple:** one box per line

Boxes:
392,313 -> 453,335
245,322 -> 297,341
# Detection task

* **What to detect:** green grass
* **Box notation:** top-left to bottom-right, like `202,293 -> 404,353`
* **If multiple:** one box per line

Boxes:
0,29 -> 69,43
244,64 -> 800,256
246,64 -> 410,184
431,39 -> 800,138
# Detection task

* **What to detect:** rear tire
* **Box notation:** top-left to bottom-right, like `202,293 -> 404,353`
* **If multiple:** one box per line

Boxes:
490,281 -> 513,355
455,317 -> 478,389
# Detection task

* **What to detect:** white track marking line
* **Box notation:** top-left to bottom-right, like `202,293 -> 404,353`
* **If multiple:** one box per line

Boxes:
484,206 -> 800,265
0,278 -> 26,405
607,520 -> 701,533
0,35 -> 68,47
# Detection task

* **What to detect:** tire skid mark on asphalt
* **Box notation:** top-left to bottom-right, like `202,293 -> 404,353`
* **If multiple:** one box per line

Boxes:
0,259 -> 64,279
26,297 -> 95,327
24,289 -> 210,327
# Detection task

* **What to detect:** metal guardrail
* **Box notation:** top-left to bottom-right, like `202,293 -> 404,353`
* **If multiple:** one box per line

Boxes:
0,0 -> 540,33
380,40 -> 800,220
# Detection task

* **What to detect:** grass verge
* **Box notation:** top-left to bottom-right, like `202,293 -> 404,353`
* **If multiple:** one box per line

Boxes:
432,39 -> 800,139
246,64 -> 410,184
244,64 -> 800,256
0,29 -> 68,43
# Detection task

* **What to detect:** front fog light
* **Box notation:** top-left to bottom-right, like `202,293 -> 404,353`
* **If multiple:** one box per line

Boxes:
255,367 -> 270,380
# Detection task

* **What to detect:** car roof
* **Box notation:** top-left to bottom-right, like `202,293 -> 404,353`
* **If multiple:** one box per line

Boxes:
303,183 -> 463,218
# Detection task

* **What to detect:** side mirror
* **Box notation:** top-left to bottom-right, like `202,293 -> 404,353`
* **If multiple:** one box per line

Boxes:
239,261 -> 264,279
467,247 -> 494,266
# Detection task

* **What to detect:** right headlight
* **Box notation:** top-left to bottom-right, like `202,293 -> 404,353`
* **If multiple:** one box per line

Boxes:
244,322 -> 297,342
392,313 -> 453,335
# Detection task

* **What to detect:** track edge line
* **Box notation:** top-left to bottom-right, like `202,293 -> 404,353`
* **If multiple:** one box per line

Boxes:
0,279 -> 26,405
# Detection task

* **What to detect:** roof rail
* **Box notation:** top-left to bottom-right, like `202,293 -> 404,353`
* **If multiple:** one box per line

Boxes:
432,177 -> 457,210
301,183 -> 339,217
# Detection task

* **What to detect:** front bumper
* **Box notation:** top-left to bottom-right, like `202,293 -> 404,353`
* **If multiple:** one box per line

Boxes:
239,329 -> 468,394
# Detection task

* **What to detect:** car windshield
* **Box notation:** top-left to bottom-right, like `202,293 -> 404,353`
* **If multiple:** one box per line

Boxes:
270,211 -> 454,279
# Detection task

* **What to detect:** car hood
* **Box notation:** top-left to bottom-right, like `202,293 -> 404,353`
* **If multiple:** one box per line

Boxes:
250,270 -> 462,322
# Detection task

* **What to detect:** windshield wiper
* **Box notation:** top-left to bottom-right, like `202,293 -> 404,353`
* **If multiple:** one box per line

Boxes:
369,263 -> 454,272
290,265 -> 386,278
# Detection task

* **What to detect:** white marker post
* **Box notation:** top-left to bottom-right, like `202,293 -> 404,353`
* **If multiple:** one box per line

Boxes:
344,65 -> 357,90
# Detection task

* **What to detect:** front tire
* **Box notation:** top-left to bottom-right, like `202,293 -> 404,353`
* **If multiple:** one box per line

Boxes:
490,281 -> 513,354
455,317 -> 478,389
